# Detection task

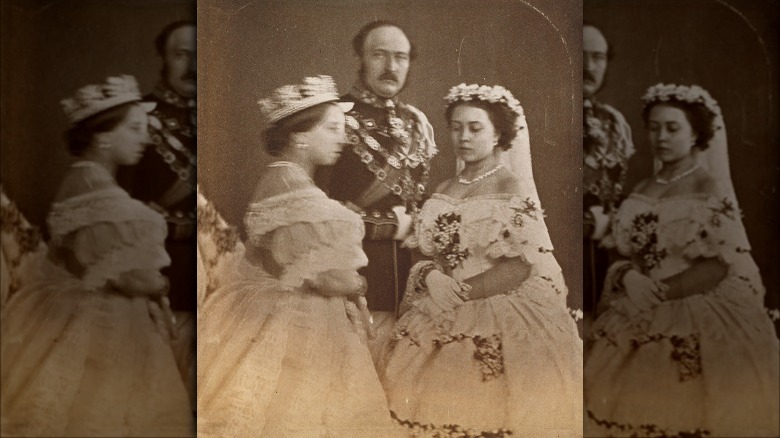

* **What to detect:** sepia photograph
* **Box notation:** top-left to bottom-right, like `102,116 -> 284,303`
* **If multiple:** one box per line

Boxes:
196,0 -> 583,436
1,1 -> 196,436
4,0 -> 777,437
583,0 -> 780,437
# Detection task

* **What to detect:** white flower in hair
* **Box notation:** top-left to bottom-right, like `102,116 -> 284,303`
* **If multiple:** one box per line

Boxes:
642,83 -> 722,119
445,83 -> 524,118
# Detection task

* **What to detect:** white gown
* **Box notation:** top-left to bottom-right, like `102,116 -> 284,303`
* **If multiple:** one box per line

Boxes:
379,193 -> 583,437
585,193 -> 780,437
197,185 -> 400,437
0,164 -> 193,437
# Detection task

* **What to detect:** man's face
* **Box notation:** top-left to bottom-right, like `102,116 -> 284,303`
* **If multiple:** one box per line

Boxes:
163,25 -> 196,98
583,26 -> 608,98
359,26 -> 411,99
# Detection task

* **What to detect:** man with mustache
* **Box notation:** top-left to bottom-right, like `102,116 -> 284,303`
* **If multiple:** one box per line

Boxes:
319,21 -> 437,316
582,23 -> 634,315
120,20 -> 196,313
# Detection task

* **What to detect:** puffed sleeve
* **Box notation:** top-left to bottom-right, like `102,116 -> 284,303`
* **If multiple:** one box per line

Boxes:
484,196 -> 555,265
245,192 -> 367,288
59,219 -> 170,291
680,195 -> 752,266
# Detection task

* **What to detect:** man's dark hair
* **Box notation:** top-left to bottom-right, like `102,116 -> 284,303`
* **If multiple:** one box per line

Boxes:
583,21 -> 614,61
351,20 -> 416,61
154,20 -> 195,56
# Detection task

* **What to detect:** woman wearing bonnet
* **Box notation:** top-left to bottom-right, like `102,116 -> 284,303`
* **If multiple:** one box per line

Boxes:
584,84 -> 780,437
0,76 -> 193,437
378,84 -> 582,437
196,76 -> 400,437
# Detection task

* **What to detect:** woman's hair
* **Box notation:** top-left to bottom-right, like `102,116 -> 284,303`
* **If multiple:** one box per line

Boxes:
642,99 -> 716,150
65,102 -> 137,157
263,102 -> 335,156
445,99 -> 519,150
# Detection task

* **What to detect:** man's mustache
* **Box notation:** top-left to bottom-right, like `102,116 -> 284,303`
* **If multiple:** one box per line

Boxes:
181,71 -> 196,81
583,71 -> 595,82
379,72 -> 398,82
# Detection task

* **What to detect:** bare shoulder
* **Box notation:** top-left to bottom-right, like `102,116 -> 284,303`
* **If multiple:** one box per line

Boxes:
495,171 -> 524,195
692,171 -> 720,196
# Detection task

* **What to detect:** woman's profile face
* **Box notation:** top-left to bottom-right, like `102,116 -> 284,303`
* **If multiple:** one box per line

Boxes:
103,104 -> 150,166
449,104 -> 499,164
306,104 -> 347,166
646,104 -> 697,164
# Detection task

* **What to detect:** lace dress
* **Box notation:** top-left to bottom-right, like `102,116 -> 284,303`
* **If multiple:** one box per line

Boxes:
0,166 -> 193,437
196,187 -> 399,438
585,193 -> 780,437
379,194 -> 582,437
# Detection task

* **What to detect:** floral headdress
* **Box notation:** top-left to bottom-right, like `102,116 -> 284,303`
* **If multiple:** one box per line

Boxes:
641,83 -> 722,119
444,83 -> 524,121
61,75 -> 155,124
257,75 -> 353,126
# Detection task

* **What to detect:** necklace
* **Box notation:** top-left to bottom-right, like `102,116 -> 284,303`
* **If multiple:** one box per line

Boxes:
267,160 -> 313,182
458,163 -> 504,185
655,164 -> 701,185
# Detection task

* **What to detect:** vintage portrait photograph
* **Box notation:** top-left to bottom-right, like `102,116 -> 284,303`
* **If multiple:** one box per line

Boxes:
1,1 -> 196,436
196,0 -> 583,436
582,0 -> 780,437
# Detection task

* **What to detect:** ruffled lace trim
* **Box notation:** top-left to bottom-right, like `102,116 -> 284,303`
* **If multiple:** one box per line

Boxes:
412,195 -> 554,263
277,241 -> 368,288
244,187 -> 364,240
80,240 -> 170,290
244,188 -> 368,288
48,187 -> 166,241
613,194 -> 752,275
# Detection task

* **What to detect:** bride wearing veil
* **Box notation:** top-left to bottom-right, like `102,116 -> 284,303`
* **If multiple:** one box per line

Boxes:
378,84 -> 582,437
584,84 -> 779,437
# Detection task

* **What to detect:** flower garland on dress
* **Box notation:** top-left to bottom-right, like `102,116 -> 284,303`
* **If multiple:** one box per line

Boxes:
431,212 -> 469,269
642,84 -> 722,118
444,83 -> 524,119
629,212 -> 667,270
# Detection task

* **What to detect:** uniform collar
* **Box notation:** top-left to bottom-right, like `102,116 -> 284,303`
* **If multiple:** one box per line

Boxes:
348,82 -> 400,110
152,80 -> 196,110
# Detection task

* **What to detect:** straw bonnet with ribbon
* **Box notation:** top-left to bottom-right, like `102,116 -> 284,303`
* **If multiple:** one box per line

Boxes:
60,75 -> 156,124
257,75 -> 353,127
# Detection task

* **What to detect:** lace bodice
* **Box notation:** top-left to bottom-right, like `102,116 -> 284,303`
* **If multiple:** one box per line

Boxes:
47,186 -> 169,290
610,193 -> 753,281
405,194 -> 557,282
244,187 -> 367,288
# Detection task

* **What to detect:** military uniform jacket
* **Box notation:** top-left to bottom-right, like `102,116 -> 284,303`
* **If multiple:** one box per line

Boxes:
318,85 -> 436,312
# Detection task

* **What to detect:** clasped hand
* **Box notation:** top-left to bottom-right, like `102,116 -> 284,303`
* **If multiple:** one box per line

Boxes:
623,269 -> 667,311
425,270 -> 471,313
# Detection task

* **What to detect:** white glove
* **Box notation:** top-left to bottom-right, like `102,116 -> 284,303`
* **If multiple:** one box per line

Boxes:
589,205 -> 610,241
425,270 -> 469,313
623,269 -> 667,311
392,205 -> 413,240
